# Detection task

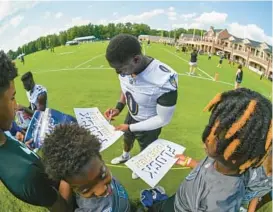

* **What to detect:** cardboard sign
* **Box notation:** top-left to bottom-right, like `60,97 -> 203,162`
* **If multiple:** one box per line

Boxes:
74,108 -> 123,152
125,139 -> 186,187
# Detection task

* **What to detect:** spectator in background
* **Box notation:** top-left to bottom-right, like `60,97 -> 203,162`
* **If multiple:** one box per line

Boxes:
235,64 -> 243,89
208,52 -> 212,60
189,49 -> 198,75
217,54 -> 224,68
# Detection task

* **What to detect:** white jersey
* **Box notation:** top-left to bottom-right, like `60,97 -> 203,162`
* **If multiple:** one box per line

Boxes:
26,84 -> 47,110
119,59 -> 178,122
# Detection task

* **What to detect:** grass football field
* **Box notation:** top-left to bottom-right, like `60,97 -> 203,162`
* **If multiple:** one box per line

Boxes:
1,42 -> 272,211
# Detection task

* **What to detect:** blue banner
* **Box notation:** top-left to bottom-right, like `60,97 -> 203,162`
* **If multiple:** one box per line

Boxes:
24,108 -> 77,149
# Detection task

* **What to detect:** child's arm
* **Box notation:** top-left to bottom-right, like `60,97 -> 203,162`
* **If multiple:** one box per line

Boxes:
175,154 -> 199,169
247,197 -> 259,212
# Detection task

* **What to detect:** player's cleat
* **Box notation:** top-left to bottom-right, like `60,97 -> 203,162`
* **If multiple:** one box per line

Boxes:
132,172 -> 140,180
111,154 -> 130,164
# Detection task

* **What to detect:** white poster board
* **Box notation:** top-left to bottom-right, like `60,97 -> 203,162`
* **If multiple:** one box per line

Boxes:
74,108 -> 123,152
125,139 -> 186,187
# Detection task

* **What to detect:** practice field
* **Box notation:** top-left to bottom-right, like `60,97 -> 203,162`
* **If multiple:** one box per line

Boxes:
1,42 -> 272,211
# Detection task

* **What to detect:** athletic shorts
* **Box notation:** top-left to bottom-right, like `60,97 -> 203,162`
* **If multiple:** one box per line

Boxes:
219,60 -> 223,64
189,62 -> 197,67
124,113 -> 161,151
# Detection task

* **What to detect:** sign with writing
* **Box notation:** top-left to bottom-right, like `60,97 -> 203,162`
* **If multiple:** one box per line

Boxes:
74,108 -> 124,152
24,108 -> 77,149
125,139 -> 186,187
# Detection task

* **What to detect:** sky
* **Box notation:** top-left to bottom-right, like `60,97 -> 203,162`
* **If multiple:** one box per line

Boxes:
0,1 -> 272,52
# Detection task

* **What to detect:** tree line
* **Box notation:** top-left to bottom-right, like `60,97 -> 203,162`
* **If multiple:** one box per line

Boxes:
7,22 -> 205,59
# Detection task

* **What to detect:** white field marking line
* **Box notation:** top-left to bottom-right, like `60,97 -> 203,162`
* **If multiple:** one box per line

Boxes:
216,80 -> 234,86
178,73 -> 234,86
59,52 -> 74,55
74,53 -> 104,68
32,67 -> 113,74
163,48 -> 214,80
100,65 -> 104,68
178,73 -> 211,80
197,67 -> 214,80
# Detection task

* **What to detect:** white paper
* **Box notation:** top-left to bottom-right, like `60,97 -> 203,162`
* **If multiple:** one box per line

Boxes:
74,108 -> 124,152
125,139 -> 186,187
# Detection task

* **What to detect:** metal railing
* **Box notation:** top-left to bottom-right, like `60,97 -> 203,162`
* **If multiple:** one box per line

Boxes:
223,47 -> 232,52
214,44 -> 224,49
233,50 -> 248,58
249,54 -> 269,65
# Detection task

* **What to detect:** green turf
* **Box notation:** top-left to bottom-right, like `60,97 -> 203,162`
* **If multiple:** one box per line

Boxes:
1,42 -> 272,211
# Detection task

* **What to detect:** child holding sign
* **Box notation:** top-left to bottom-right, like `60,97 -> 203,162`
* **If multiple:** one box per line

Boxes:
42,124 -> 130,212
148,88 -> 272,212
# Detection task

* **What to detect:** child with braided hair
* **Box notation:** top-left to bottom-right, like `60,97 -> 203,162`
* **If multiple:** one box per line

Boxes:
148,88 -> 272,212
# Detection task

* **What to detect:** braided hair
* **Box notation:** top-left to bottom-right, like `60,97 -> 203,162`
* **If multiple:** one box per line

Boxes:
202,88 -> 272,173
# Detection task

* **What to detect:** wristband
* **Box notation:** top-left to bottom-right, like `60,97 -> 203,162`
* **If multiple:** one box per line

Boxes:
115,102 -> 125,112
186,157 -> 192,166
179,157 -> 192,167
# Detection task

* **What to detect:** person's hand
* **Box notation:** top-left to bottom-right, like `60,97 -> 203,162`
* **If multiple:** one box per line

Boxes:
104,108 -> 120,121
15,132 -> 25,142
115,124 -> 129,132
25,139 -> 34,149
175,154 -> 192,167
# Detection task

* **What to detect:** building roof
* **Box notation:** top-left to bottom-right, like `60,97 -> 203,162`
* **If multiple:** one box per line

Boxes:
226,36 -> 244,43
263,44 -> 272,53
227,36 -> 272,53
17,53 -> 25,58
74,36 -> 96,41
233,36 -> 244,43
260,42 -> 271,52
246,39 -> 261,48
66,40 -> 78,44
246,39 -> 272,53
214,29 -> 223,33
